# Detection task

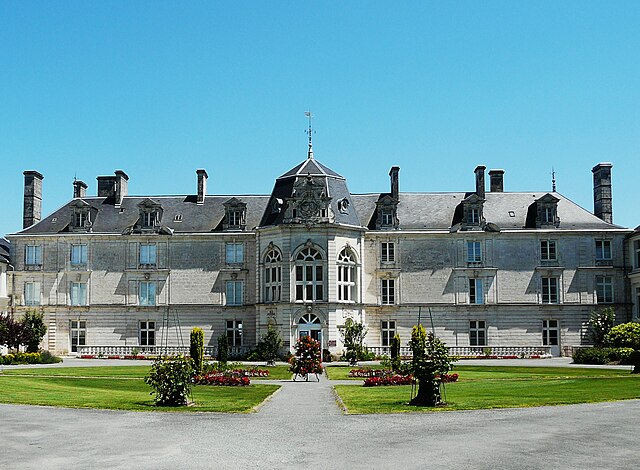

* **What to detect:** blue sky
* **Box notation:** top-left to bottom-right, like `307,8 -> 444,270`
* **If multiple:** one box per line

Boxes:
1,1 -> 638,237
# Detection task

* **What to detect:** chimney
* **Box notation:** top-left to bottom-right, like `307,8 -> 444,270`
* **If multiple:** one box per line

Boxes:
97,175 -> 117,198
23,170 -> 44,229
73,180 -> 88,198
474,165 -> 486,199
389,166 -> 399,200
489,169 -> 504,192
592,163 -> 613,224
196,169 -> 208,204
114,170 -> 128,205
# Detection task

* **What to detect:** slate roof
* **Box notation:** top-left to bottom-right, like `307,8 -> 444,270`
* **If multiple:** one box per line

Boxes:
278,158 -> 344,179
0,238 -> 10,263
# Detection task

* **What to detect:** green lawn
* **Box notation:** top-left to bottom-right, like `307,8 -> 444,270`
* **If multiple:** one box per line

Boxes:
334,366 -> 640,413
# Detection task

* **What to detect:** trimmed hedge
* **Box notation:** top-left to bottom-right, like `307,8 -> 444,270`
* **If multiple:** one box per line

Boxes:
572,347 -> 638,365
0,351 -> 62,365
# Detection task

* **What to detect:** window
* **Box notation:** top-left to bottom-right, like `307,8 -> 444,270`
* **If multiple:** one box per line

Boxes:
74,211 -> 86,228
541,277 -> 559,304
595,240 -> 612,262
381,242 -> 395,263
70,282 -> 87,306
71,244 -> 87,265
24,282 -> 40,306
70,320 -> 86,353
543,207 -> 554,224
139,321 -> 155,346
139,244 -> 157,266
469,320 -> 486,346
226,320 -> 243,347
596,276 -> 613,303
467,241 -> 482,264
635,240 -> 640,270
139,281 -> 156,306
468,208 -> 480,225
381,320 -> 396,347
542,319 -> 559,346
142,211 -> 156,228
228,210 -> 242,227
226,242 -> 244,264
381,279 -> 395,305
264,249 -> 282,302
295,247 -> 324,302
469,278 -> 484,304
540,240 -> 557,261
337,248 -> 357,302
381,210 -> 393,226
226,280 -> 243,306
636,288 -> 640,318
25,245 -> 42,266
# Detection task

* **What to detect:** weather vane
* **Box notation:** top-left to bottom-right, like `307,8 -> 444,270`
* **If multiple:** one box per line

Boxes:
305,110 -> 315,159
551,167 -> 557,192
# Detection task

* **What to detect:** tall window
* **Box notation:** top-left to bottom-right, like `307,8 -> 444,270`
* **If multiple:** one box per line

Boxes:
541,277 -> 559,304
74,211 -> 87,228
381,320 -> 396,347
596,276 -> 613,303
636,288 -> 640,318
469,278 -> 484,304
226,280 -> 243,306
139,321 -> 155,346
381,279 -> 395,305
229,210 -> 242,227
595,240 -> 612,262
381,242 -> 395,263
467,241 -> 482,264
295,247 -> 324,302
24,282 -> 40,306
635,240 -> 640,270
226,320 -> 243,347
70,320 -> 86,353
264,249 -> 282,302
381,210 -> 393,226
226,242 -> 244,264
337,248 -> 357,302
70,282 -> 87,306
71,244 -> 88,265
469,320 -> 486,346
540,240 -> 557,261
543,207 -> 554,224
25,245 -> 42,266
139,281 -> 156,306
468,208 -> 480,225
542,319 -> 559,346
139,244 -> 157,266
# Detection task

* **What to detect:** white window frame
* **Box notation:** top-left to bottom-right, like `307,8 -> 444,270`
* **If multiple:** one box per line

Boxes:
139,321 -> 156,346
542,319 -> 559,346
541,277 -> 559,304
139,244 -> 157,266
381,278 -> 396,305
595,240 -> 612,261
381,242 -> 395,263
381,210 -> 393,226
469,320 -> 487,346
381,320 -> 396,347
596,275 -> 614,304
70,320 -> 86,353
226,320 -> 243,347
226,242 -> 244,264
25,245 -> 42,266
139,281 -> 157,306
468,208 -> 480,225
71,244 -> 88,266
294,247 -> 324,302
337,248 -> 357,303
24,281 -> 41,306
469,278 -> 484,305
540,240 -> 557,262
467,241 -> 482,264
225,280 -> 244,306
70,282 -> 88,306
264,249 -> 282,303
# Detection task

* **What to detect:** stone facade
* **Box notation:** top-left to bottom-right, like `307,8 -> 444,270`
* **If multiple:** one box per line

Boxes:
5,157 -> 635,356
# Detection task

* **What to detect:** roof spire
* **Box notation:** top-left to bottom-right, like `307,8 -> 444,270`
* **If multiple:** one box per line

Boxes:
304,110 -> 314,159
551,167 -> 557,192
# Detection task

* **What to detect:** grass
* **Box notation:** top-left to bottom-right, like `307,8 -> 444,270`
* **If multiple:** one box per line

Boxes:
333,366 -> 640,413
0,365 -> 285,412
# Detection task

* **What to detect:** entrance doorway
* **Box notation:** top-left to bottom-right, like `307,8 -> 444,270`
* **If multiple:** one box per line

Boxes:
542,319 -> 560,356
297,313 -> 323,359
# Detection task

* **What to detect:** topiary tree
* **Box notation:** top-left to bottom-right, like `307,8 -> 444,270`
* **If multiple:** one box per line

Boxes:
256,325 -> 283,366
605,322 -> 640,350
390,333 -> 401,372
144,355 -> 194,406
341,318 -> 368,365
289,335 -> 323,380
190,327 -> 204,375
409,325 -> 455,407
588,307 -> 615,347
217,333 -> 229,365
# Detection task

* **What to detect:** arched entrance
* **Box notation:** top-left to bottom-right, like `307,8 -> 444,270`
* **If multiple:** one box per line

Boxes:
297,313 -> 322,343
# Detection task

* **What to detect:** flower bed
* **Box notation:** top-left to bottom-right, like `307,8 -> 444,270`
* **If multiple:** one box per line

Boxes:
349,368 -> 393,378
226,368 -> 270,378
363,375 -> 414,387
193,373 -> 251,386
438,373 -> 459,383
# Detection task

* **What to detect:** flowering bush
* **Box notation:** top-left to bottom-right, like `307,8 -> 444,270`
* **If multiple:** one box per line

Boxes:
363,375 -> 414,387
349,368 -> 394,378
194,374 -> 251,386
144,355 -> 194,406
289,336 -> 323,378
437,373 -> 459,383
0,351 -> 62,365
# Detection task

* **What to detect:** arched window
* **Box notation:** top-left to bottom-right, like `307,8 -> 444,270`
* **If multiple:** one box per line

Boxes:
295,247 -> 324,301
264,249 -> 282,302
337,248 -> 357,302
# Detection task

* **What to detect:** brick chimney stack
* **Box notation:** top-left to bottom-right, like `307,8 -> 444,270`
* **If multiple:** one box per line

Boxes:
23,170 -> 44,229
592,163 -> 613,224
489,169 -> 504,192
73,179 -> 88,198
474,165 -> 486,199
389,166 -> 399,200
114,170 -> 128,206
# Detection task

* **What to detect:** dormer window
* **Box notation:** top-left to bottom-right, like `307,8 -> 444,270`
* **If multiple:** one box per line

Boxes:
375,194 -> 398,230
70,200 -> 94,232
223,198 -> 247,231
461,194 -> 484,230
381,210 -> 393,226
468,208 -> 480,225
137,199 -> 163,232
142,211 -> 155,228
337,198 -> 350,214
535,194 -> 560,228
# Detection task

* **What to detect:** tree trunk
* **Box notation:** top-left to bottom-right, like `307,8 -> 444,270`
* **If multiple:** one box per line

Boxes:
409,373 -> 441,407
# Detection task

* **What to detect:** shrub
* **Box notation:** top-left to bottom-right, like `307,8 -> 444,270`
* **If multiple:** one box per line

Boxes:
572,347 -> 610,365
0,351 -> 62,365
0,313 -> 24,351
255,325 -> 283,366
340,318 -> 368,365
605,322 -> 640,350
21,310 -> 47,353
608,347 -> 636,364
190,328 -> 204,375
588,307 -> 615,347
217,334 -> 229,364
289,335 -> 323,378
144,355 -> 194,406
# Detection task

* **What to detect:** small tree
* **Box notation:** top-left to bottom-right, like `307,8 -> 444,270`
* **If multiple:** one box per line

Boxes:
256,325 -> 283,366
605,322 -> 640,350
0,313 -> 24,351
341,318 -> 368,365
144,355 -> 194,406
409,325 -> 455,407
289,335 -> 323,379
217,333 -> 229,364
190,327 -> 204,375
390,333 -> 401,372
588,307 -> 615,347
21,310 -> 47,353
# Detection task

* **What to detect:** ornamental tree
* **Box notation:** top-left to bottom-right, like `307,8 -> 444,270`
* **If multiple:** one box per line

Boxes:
144,355 -> 194,406
256,325 -> 283,366
588,307 -> 615,347
190,327 -> 204,375
0,313 -> 24,351
289,335 -> 323,379
341,318 -> 368,365
409,325 -> 455,407
217,333 -> 229,364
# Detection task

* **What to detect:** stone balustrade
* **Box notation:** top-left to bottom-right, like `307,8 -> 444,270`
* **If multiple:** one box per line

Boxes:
76,345 -> 250,358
